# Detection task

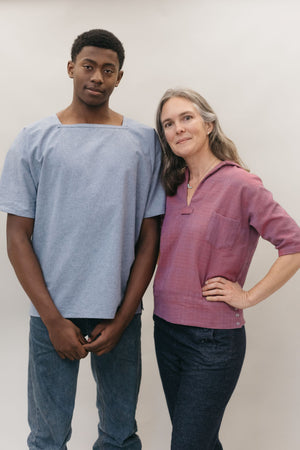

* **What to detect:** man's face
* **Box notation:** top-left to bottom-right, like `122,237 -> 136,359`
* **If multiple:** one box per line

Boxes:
67,46 -> 123,108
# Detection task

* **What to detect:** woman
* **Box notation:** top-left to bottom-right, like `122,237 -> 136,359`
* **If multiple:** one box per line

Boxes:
153,88 -> 300,450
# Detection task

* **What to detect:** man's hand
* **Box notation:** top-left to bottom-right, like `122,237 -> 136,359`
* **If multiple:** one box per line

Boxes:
47,318 -> 88,360
83,319 -> 124,356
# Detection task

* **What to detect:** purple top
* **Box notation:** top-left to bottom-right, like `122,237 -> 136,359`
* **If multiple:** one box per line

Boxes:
154,161 -> 300,329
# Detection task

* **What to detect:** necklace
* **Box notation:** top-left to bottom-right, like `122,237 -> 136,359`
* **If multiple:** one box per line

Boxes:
187,159 -> 219,189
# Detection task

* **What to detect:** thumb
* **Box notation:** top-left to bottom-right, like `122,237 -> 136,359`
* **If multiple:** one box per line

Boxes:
87,323 -> 105,342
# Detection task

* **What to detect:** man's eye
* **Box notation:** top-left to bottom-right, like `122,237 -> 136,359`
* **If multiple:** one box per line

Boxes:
83,65 -> 92,70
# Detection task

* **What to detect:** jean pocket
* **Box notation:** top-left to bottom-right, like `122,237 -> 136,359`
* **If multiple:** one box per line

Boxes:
189,326 -> 215,344
205,212 -> 240,249
211,327 -> 246,366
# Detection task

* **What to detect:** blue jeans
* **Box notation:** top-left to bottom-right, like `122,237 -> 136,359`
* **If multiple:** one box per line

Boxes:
28,315 -> 142,449
154,315 -> 246,450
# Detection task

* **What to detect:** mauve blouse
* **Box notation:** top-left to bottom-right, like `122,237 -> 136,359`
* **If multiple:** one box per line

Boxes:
153,161 -> 300,329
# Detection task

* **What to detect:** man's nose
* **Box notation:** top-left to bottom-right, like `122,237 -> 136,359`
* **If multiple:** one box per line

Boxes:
91,68 -> 103,83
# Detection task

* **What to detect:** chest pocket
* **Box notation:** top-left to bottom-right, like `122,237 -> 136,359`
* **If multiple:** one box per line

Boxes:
205,211 -> 240,249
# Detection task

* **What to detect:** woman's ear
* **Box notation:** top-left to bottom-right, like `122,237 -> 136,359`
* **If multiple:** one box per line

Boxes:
206,122 -> 214,135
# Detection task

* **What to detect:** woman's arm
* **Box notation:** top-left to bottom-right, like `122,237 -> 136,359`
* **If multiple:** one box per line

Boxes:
202,253 -> 300,309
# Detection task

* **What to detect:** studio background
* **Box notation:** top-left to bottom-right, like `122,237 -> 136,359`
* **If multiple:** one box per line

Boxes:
0,1 -> 299,448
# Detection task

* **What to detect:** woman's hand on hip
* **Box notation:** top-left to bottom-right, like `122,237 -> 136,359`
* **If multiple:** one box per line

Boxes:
202,277 -> 250,309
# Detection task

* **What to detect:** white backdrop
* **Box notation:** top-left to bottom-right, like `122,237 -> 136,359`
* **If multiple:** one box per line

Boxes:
0,1 -> 299,449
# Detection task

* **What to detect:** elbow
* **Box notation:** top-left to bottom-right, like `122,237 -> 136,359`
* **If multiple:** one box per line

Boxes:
6,215 -> 34,262
294,252 -> 300,270
6,233 -> 20,264
280,252 -> 300,272
6,229 -> 32,264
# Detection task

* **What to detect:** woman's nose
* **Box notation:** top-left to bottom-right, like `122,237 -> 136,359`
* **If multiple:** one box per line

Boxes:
175,122 -> 185,134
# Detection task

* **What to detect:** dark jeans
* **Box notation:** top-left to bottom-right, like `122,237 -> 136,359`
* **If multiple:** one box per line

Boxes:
154,315 -> 246,450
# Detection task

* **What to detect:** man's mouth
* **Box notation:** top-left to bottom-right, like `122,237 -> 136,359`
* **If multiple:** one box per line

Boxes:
86,87 -> 104,95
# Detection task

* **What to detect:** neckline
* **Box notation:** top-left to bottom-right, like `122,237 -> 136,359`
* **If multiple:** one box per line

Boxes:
184,160 -> 233,206
54,113 -> 125,127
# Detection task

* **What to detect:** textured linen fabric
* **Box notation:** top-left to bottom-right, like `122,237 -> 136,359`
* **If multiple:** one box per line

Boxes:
0,115 -> 165,318
154,161 -> 300,329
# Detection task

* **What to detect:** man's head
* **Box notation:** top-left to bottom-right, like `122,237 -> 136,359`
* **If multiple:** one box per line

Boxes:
71,29 -> 125,70
67,29 -> 125,110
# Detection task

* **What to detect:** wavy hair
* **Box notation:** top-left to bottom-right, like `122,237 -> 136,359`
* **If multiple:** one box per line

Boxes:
156,88 -> 247,195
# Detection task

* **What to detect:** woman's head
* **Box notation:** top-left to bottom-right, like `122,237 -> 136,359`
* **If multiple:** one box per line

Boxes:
156,88 -> 246,195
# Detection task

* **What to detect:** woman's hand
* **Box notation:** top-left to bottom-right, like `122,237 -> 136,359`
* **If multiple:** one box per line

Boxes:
202,277 -> 250,309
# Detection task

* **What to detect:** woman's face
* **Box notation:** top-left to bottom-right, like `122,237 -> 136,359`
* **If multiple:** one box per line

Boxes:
160,97 -> 213,160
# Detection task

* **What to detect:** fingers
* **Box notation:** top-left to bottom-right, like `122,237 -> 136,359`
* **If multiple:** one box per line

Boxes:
202,281 -> 228,296
84,334 -> 106,354
58,347 -> 88,361
202,278 -> 248,309
55,334 -> 88,360
78,333 -> 88,345
87,322 -> 107,342
202,278 -> 234,301
84,342 -> 114,357
83,327 -> 120,356
203,288 -> 225,298
205,277 -> 227,285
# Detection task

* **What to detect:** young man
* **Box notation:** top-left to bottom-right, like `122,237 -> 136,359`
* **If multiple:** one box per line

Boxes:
0,29 -> 165,449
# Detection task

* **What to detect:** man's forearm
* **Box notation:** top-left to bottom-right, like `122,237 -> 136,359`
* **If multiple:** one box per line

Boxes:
7,214 -> 62,326
114,216 -> 160,330
83,216 -> 160,356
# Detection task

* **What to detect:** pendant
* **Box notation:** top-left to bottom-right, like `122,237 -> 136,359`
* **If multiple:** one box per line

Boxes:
187,183 -> 193,189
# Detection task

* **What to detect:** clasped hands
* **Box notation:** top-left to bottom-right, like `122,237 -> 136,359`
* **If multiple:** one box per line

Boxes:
202,276 -> 250,310
49,317 -> 123,361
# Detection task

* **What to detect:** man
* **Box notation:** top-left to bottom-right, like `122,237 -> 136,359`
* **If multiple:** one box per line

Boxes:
0,29 -> 165,449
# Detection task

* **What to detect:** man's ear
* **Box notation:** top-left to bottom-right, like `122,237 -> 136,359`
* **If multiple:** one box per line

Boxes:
67,61 -> 75,79
115,70 -> 124,87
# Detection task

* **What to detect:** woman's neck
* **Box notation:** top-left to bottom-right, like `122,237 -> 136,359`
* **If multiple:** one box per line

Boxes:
187,153 -> 221,186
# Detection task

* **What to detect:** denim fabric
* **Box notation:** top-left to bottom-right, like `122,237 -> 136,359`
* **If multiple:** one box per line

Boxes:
154,315 -> 246,450
28,315 -> 142,449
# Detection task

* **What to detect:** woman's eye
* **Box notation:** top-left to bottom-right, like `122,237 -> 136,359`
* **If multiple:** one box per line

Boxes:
164,122 -> 172,129
184,115 -> 192,121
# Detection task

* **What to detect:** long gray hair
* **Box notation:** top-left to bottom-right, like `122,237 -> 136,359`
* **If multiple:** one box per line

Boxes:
156,88 -> 247,195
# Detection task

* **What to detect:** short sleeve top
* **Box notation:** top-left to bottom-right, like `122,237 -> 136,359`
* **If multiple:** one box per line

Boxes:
154,161 -> 300,329
0,115 -> 166,318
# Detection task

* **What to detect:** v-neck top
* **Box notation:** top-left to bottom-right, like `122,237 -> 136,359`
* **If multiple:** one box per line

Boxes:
153,161 -> 300,329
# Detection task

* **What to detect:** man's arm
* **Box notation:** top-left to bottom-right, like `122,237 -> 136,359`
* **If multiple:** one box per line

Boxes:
6,214 -> 87,360
84,216 -> 160,356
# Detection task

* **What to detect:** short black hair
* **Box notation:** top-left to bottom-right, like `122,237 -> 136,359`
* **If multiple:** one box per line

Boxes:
71,29 -> 125,69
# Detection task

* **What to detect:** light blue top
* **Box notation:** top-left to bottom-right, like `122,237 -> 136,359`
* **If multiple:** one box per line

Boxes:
0,115 -> 165,318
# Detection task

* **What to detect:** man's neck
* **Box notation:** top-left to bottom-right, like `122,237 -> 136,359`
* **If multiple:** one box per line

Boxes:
57,103 -> 123,125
